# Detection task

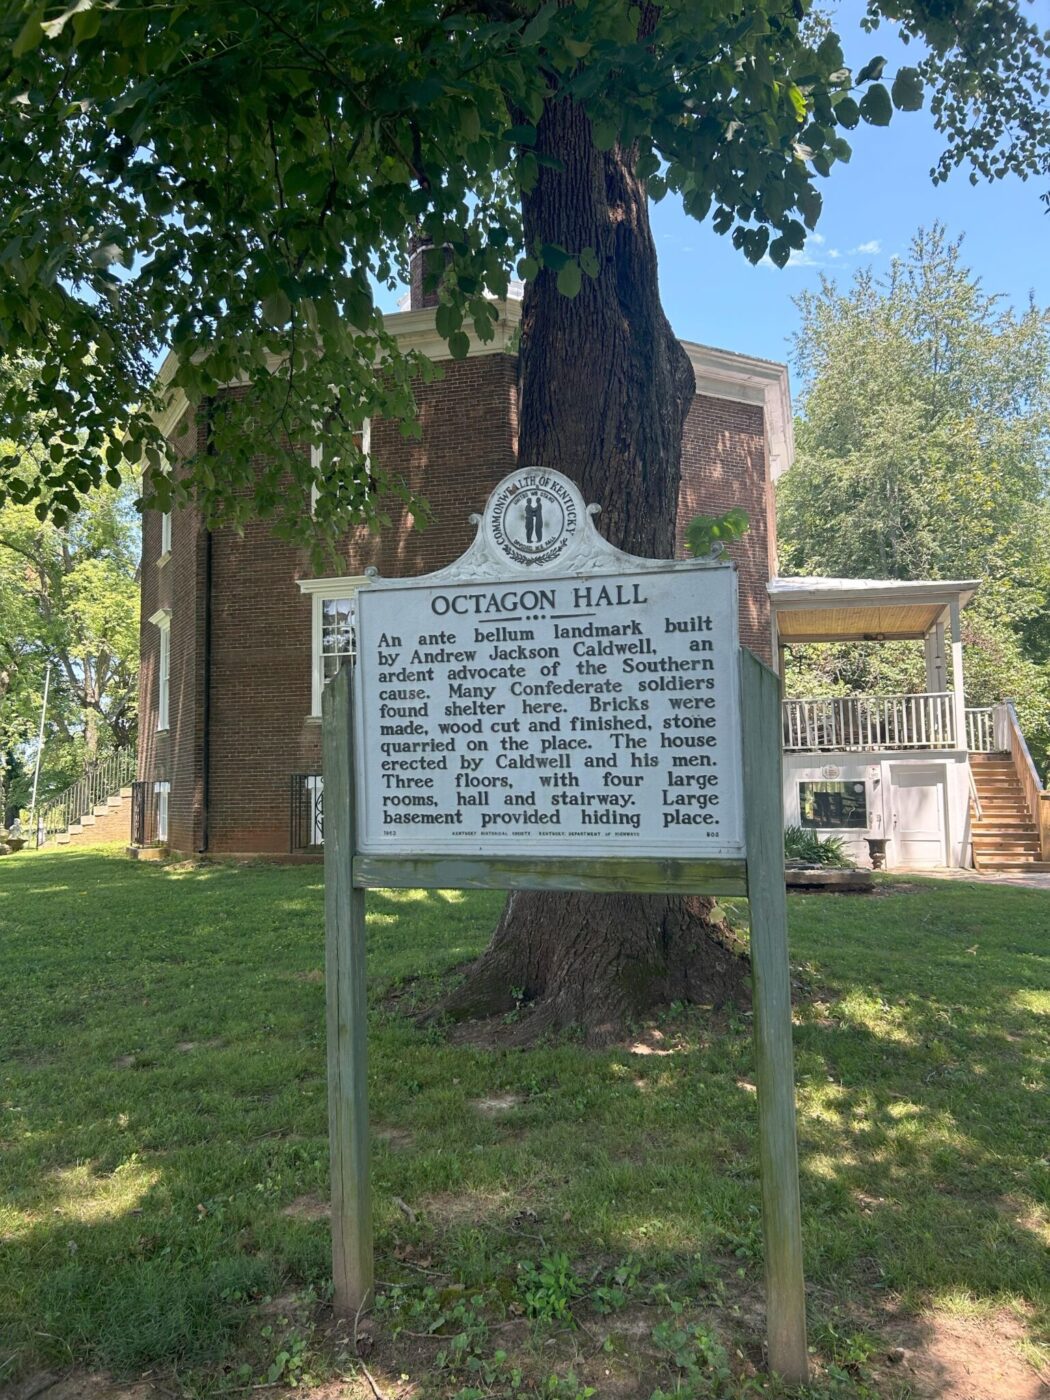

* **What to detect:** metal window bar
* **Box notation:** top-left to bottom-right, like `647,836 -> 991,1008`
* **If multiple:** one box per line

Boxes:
129,780 -> 158,847
290,773 -> 324,852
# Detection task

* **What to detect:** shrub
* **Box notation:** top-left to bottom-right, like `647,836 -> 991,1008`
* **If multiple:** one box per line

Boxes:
784,825 -> 854,867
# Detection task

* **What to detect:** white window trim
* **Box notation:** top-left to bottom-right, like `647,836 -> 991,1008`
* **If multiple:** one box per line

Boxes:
297,575 -> 370,719
150,607 -> 171,732
154,780 -> 170,843
310,419 -> 371,514
159,508 -> 172,562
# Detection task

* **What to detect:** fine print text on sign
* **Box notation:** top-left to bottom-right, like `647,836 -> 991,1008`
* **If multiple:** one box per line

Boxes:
353,563 -> 744,858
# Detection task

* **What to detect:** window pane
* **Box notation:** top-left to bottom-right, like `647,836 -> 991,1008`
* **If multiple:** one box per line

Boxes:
321,597 -> 356,683
798,781 -> 867,829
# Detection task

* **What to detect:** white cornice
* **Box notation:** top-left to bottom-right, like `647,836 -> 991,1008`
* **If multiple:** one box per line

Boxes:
151,305 -> 794,484
682,341 -> 794,482
296,574 -> 371,597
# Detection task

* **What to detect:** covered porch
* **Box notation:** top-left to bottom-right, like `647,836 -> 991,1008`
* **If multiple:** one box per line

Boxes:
770,577 -> 986,871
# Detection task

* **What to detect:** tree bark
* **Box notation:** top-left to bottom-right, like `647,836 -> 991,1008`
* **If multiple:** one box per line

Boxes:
440,94 -> 750,1043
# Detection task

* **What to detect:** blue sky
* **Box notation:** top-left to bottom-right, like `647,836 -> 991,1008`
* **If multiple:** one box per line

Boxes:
374,8 -> 1048,397
651,94 -> 1048,375
650,5 -> 1049,378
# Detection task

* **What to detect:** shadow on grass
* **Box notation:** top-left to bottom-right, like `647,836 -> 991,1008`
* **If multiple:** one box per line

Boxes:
0,852 -> 1047,1395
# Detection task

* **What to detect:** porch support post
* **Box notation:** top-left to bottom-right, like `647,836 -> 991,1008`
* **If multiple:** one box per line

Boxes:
948,600 -> 965,750
924,613 -> 948,693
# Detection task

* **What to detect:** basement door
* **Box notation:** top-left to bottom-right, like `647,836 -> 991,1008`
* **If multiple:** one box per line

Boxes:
890,765 -> 947,868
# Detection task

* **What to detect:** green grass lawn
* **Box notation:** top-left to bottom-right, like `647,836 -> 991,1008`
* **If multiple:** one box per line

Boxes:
0,846 -> 1047,1400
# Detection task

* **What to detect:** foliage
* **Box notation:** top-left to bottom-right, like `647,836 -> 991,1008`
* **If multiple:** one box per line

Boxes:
684,508 -> 749,560
778,225 -> 1050,767
0,3 -> 1047,551
0,429 -> 140,811
2,847 -> 1048,1395
517,1251 -> 582,1324
784,825 -> 853,867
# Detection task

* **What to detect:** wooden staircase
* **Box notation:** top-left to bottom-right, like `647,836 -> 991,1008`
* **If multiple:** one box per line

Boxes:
970,754 -> 1050,873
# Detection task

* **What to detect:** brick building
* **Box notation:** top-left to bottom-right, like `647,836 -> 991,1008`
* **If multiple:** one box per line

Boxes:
137,286 -> 793,857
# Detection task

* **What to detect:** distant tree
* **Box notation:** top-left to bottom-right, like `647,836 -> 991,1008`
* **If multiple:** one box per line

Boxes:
0,463 -> 140,810
778,224 -> 1050,766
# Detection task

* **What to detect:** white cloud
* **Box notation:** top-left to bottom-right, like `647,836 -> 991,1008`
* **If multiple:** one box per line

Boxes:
810,232 -> 826,246
854,239 -> 881,255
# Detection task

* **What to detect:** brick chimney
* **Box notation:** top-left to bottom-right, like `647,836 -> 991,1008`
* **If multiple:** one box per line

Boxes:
407,231 -> 451,310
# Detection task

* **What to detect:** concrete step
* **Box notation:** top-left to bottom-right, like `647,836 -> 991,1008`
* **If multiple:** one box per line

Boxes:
94,803 -> 111,817
80,813 -> 96,826
56,833 -> 71,845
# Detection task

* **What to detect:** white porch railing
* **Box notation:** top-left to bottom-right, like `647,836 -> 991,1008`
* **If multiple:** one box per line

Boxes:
965,707 -> 995,753
782,692 -> 958,752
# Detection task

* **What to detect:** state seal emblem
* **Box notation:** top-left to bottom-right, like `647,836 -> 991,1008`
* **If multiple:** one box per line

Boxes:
485,469 -> 582,570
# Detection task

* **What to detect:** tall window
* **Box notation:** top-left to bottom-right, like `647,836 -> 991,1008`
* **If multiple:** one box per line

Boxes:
297,577 -> 369,717
321,596 -> 356,684
160,509 -> 172,558
150,608 -> 171,730
154,781 -> 170,842
310,420 -> 371,513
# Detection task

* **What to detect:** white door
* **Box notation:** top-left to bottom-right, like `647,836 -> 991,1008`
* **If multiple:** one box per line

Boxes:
890,765 -> 947,868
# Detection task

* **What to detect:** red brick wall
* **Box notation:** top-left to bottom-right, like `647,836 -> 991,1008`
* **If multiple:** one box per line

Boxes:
140,351 -> 778,856
678,393 -> 775,664
138,412 -> 206,855
201,353 -> 519,854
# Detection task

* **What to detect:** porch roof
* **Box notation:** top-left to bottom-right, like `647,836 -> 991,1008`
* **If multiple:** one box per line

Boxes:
769,577 -> 980,644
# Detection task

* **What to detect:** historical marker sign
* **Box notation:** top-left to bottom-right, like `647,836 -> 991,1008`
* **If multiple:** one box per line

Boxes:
353,561 -> 744,858
325,468 -> 808,1384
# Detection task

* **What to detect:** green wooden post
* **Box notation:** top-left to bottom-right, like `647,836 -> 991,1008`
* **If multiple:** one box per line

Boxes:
740,649 -> 808,1383
322,665 -> 374,1316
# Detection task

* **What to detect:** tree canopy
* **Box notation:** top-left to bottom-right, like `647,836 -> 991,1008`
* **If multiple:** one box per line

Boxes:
1,0 -> 1047,547
778,224 -> 1050,764
0,421 -> 140,816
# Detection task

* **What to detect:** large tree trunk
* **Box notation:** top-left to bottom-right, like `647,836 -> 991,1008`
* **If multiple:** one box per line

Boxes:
441,94 -> 750,1043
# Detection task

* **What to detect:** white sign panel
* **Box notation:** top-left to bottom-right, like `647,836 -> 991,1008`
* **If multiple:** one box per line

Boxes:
352,471 -> 745,859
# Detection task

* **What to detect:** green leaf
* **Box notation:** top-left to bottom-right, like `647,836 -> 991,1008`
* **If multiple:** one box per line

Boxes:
517,255 -> 539,281
448,330 -> 470,359
539,242 -> 571,271
891,66 -> 924,112
856,55 -> 887,85
459,105 -> 481,141
859,83 -> 892,126
578,247 -> 600,278
556,260 -> 582,298
12,11 -> 45,57
591,115 -> 618,151
522,2 -> 556,44
834,96 -> 860,129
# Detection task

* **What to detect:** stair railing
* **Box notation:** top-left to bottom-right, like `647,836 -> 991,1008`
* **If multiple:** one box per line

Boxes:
996,702 -> 1049,861
36,749 -> 137,847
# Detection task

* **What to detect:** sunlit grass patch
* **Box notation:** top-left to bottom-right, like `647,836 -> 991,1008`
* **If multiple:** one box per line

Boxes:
1,849 -> 1047,1397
